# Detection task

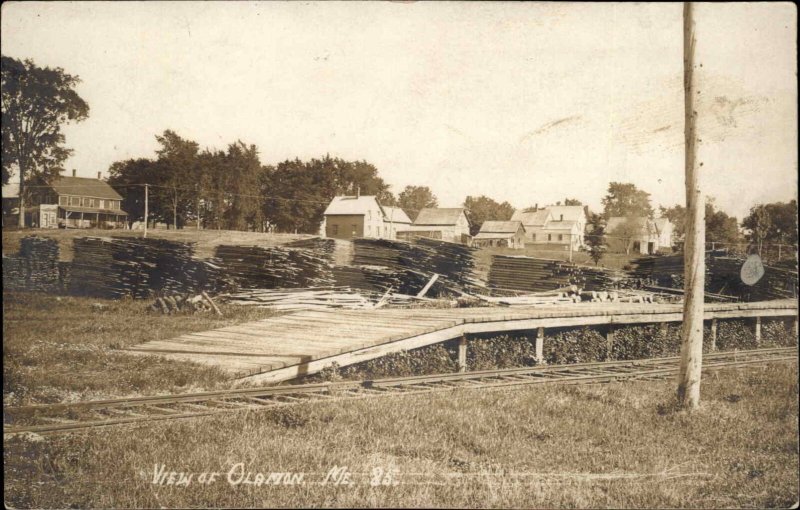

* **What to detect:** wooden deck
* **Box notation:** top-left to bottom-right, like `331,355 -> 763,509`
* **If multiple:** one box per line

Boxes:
126,300 -> 798,384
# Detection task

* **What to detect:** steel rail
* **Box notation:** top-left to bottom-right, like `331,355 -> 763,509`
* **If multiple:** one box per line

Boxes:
4,347 -> 796,436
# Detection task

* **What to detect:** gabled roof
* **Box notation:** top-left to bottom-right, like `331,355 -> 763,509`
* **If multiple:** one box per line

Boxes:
324,195 -> 382,216
545,205 -> 585,223
511,209 -> 551,227
381,206 -> 412,224
606,216 -> 657,235
414,208 -> 466,226
50,176 -> 123,200
479,220 -> 525,234
653,217 -> 672,234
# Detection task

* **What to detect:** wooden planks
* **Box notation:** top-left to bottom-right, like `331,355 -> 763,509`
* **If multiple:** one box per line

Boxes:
126,300 -> 798,383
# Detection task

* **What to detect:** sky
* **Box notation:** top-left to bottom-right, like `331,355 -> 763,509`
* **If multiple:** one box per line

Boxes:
1,2 -> 796,220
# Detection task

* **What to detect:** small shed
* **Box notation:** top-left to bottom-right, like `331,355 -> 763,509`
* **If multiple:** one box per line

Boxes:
472,220 -> 526,249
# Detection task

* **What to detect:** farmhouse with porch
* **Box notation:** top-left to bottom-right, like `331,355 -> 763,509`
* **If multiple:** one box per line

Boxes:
403,207 -> 471,244
3,171 -> 128,229
511,204 -> 586,251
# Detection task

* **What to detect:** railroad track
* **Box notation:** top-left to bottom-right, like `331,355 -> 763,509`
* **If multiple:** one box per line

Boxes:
4,347 -> 796,436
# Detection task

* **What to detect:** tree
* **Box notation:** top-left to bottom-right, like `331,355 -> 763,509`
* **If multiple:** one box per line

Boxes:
601,182 -> 653,219
107,158 -> 161,225
564,198 -> 582,206
609,216 -> 643,255
220,141 -> 265,231
153,130 -> 200,229
661,197 -> 740,246
398,186 -> 438,221
586,213 -> 607,265
2,56 -> 89,226
463,195 -> 515,236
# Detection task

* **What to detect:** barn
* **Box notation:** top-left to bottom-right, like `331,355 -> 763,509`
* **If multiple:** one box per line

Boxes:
472,220 -> 526,249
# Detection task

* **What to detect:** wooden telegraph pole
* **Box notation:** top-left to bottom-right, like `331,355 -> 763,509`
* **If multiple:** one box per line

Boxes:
677,2 -> 706,409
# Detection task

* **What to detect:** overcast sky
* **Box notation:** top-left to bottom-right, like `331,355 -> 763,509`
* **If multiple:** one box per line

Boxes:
1,2 -> 796,219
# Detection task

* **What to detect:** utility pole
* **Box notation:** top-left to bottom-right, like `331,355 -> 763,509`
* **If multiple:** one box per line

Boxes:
677,1 -> 706,410
143,184 -> 149,239
568,233 -> 574,263
196,184 -> 201,231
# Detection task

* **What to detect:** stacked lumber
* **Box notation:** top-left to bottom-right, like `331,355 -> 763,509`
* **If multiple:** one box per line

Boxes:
284,237 -> 336,261
1,236 -> 61,292
350,238 -> 480,295
487,255 -> 579,292
68,237 -> 227,299
332,265 -> 439,296
214,244 -> 335,289
220,287 -> 372,311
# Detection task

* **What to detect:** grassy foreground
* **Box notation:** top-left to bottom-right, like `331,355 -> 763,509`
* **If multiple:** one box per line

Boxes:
4,363 -> 798,508
3,291 -> 277,406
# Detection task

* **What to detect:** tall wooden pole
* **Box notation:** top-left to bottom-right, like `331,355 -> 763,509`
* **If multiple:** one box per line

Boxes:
143,184 -> 149,239
677,1 -> 705,409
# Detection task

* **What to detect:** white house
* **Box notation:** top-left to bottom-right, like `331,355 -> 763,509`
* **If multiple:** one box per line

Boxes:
511,205 -> 586,250
405,208 -> 471,244
322,196 -> 414,240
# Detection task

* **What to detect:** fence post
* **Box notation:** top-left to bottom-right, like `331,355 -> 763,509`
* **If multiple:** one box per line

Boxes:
535,327 -> 545,363
606,325 -> 615,360
458,335 -> 467,373
754,316 -> 761,345
710,319 -> 717,352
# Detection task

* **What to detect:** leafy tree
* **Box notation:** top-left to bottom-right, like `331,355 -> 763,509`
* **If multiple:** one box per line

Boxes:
742,205 -> 771,255
601,182 -> 653,219
463,195 -> 515,236
585,213 -> 607,265
609,216 -> 644,255
220,141 -> 265,231
262,158 -> 336,233
764,200 -> 797,245
107,158 -> 161,226
153,130 -> 200,229
661,197 -> 740,246
2,56 -> 89,226
564,198 -> 582,206
398,185 -> 438,221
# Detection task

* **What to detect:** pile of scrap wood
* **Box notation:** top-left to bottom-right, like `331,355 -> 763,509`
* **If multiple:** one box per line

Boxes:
69,237 -> 228,299
214,244 -> 335,290
219,287 -> 373,311
2,236 -> 62,292
150,292 -> 221,315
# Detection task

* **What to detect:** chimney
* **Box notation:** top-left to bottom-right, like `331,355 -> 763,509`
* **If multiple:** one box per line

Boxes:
97,171 -> 102,180
356,186 -> 360,198
534,203 -> 538,211
72,169 -> 76,177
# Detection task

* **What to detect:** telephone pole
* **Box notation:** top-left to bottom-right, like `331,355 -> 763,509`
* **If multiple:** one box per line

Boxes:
143,184 -> 149,239
677,1 -> 706,409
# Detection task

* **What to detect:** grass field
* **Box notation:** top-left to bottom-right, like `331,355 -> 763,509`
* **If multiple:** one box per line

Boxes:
4,363 -> 798,508
3,291 -> 278,406
2,228 -> 310,260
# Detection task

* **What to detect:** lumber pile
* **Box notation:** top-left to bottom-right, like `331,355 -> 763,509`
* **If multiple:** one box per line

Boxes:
220,287 -> 372,311
68,237 -> 228,299
284,237 -> 336,261
349,238 -> 480,295
214,244 -> 335,290
150,292 -> 220,315
1,236 -> 61,292
332,265 -> 441,296
487,255 -> 580,292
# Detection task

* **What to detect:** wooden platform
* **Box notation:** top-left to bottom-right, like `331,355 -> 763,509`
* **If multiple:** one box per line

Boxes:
125,300 -> 798,384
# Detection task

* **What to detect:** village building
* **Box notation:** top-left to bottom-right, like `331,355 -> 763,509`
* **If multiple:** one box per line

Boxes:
322,196 -> 413,240
606,216 -> 674,254
511,204 -> 586,250
405,207 -> 471,244
2,171 -> 128,229
472,220 -> 526,249
380,206 -> 413,239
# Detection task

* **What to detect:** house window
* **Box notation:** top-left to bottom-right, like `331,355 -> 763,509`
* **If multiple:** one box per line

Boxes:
560,214 -> 564,221
99,199 -> 105,209
59,196 -> 68,206
351,224 -> 357,236
558,234 -> 563,241
531,234 -> 536,241
547,234 -> 552,241
71,197 -> 80,206
367,225 -> 371,236
367,210 -> 371,220
331,224 -> 339,236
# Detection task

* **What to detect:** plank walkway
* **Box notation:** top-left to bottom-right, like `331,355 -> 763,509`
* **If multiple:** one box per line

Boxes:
125,300 -> 798,384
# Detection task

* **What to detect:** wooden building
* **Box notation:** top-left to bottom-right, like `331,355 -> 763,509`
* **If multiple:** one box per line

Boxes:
5,171 -> 128,228
473,220 -> 526,249
406,208 -> 471,244
322,196 -> 413,240
606,216 -> 673,254
511,205 -> 585,250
